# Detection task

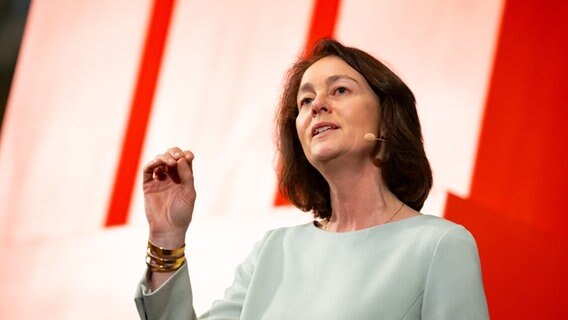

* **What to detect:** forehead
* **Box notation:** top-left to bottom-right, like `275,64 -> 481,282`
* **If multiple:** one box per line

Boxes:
300,56 -> 364,85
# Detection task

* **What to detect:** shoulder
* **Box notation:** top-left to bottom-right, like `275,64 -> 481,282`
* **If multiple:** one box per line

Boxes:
418,219 -> 488,318
411,213 -> 463,229
408,214 -> 474,239
394,214 -> 478,254
412,215 -> 480,263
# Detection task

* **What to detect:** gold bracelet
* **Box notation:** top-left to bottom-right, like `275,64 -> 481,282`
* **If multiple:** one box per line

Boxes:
146,256 -> 185,272
146,254 -> 185,272
147,240 -> 185,256
146,240 -> 186,272
147,248 -> 185,262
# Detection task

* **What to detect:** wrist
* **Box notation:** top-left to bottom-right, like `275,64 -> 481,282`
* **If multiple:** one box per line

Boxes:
148,231 -> 186,249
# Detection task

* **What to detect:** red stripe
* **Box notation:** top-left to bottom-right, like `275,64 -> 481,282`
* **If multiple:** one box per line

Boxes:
304,0 -> 341,55
444,0 -> 568,318
105,0 -> 176,226
274,0 -> 341,206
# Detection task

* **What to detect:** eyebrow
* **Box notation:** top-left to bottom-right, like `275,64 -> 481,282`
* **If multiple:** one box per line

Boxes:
298,75 -> 359,95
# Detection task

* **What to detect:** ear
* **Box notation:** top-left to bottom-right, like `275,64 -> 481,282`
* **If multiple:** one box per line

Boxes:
373,140 -> 385,167
373,127 -> 387,167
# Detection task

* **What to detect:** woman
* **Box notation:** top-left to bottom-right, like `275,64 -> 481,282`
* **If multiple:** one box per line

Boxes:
135,39 -> 489,319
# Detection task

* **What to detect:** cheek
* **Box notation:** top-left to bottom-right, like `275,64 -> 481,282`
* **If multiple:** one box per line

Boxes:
360,100 -> 380,130
295,112 -> 309,141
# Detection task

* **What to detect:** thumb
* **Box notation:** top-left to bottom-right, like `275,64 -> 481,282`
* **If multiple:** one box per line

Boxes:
177,157 -> 194,186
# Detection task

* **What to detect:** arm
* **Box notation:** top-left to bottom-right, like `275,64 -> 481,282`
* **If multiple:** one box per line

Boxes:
422,226 -> 490,320
134,147 -> 196,319
135,262 -> 197,320
135,230 -> 271,320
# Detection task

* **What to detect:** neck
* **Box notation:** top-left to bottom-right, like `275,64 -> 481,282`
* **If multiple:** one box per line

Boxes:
320,158 -> 403,232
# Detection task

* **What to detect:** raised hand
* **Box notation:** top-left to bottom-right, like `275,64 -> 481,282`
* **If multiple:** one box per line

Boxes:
142,147 -> 196,249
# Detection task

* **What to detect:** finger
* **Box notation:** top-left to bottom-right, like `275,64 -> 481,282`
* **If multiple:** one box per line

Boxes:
182,150 -> 194,160
161,152 -> 178,167
167,147 -> 185,161
152,166 -> 168,181
166,162 -> 182,184
183,150 -> 195,171
143,156 -> 168,182
176,156 -> 194,186
143,156 -> 168,173
157,152 -> 181,183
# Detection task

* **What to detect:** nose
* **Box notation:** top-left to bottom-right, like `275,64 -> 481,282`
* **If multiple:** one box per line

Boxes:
311,96 -> 331,117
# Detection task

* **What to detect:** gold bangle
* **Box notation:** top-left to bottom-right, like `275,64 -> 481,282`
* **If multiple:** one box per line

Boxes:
146,256 -> 185,272
146,240 -> 186,272
146,248 -> 185,262
147,240 -> 185,257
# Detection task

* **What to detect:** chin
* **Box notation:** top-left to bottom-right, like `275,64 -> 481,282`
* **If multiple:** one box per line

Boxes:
308,148 -> 341,164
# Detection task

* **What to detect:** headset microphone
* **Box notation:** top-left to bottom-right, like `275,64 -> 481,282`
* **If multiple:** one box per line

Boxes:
364,133 -> 385,142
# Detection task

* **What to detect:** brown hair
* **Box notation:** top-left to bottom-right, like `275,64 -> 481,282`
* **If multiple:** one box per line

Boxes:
275,39 -> 432,219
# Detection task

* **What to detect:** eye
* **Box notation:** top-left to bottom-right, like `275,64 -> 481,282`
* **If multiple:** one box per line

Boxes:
334,86 -> 349,95
298,97 -> 313,108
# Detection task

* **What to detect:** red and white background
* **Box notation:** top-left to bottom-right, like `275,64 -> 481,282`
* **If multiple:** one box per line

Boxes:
0,0 -> 566,319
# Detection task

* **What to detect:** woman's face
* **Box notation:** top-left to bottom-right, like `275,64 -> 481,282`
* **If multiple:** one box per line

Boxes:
295,56 -> 381,168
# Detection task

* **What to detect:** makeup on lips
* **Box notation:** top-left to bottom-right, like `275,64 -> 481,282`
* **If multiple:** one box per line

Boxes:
311,122 -> 339,138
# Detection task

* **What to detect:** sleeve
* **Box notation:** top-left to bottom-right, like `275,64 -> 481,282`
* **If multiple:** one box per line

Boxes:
134,262 -> 197,320
134,230 -> 272,320
421,226 -> 490,320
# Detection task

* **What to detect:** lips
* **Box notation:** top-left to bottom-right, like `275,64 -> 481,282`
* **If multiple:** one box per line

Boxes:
312,122 -> 339,137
